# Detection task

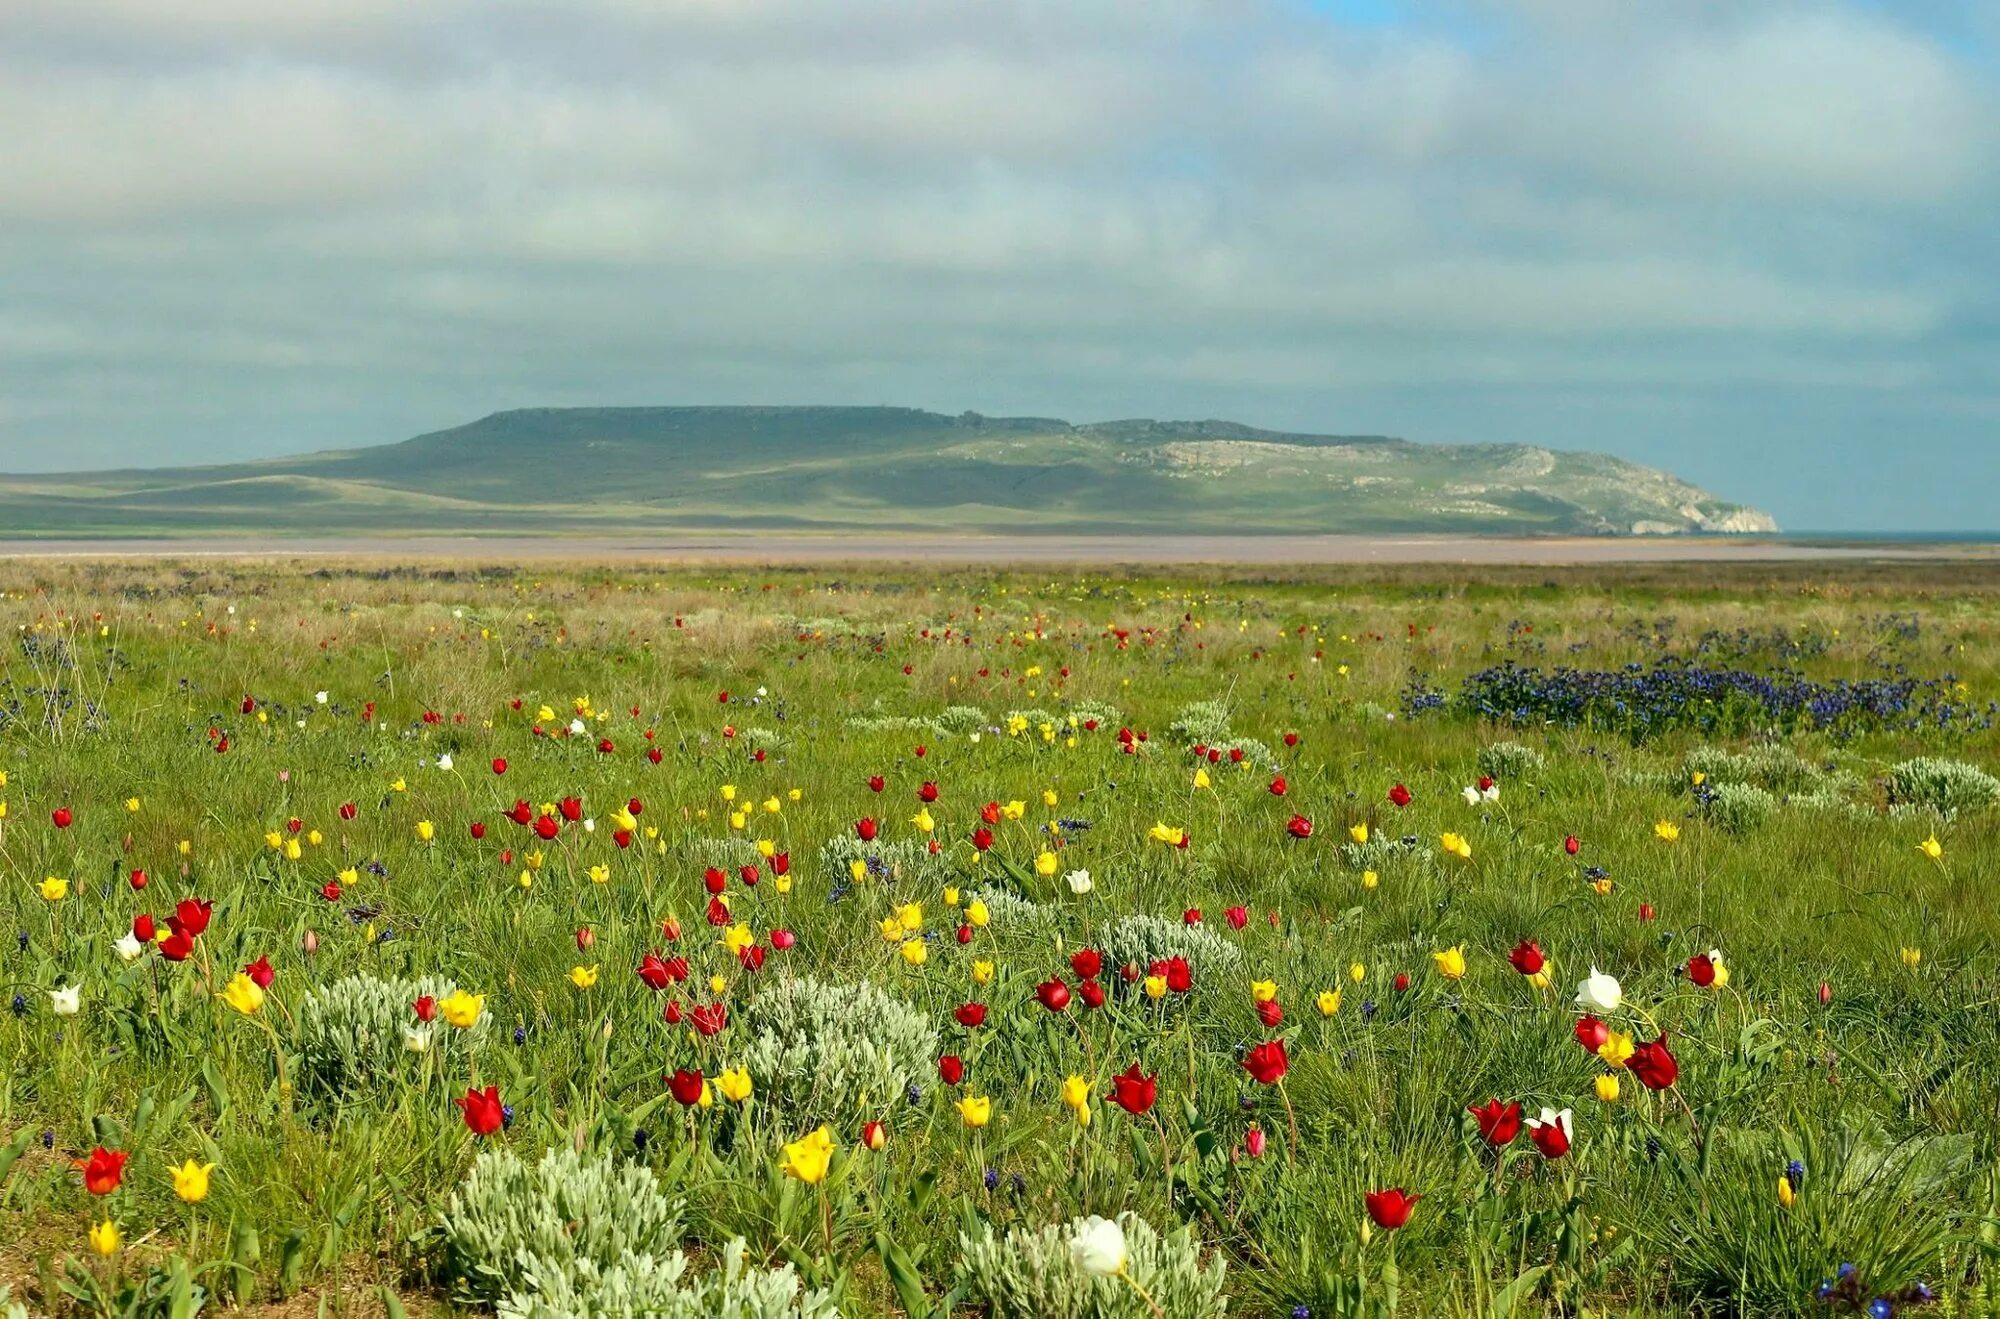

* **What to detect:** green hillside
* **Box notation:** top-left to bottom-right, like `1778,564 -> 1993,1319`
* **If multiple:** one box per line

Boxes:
0,407 -> 1778,537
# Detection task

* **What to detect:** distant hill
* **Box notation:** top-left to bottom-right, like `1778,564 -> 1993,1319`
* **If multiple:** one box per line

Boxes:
0,406 -> 1777,537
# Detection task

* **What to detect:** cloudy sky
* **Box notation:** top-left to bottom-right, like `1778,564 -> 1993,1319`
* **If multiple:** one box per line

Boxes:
1,0 -> 1993,530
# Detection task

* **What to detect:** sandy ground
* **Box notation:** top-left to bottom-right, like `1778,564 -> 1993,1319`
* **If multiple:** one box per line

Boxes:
0,533 -> 1986,565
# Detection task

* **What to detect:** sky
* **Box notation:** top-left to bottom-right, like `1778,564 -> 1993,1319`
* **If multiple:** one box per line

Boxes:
0,0 -> 1994,531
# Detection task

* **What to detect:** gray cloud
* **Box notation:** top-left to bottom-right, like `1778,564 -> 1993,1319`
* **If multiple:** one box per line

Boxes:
0,0 -> 1993,528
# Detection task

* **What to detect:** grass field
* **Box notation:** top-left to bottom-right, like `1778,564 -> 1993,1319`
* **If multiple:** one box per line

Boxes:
3,556 -> 1999,1317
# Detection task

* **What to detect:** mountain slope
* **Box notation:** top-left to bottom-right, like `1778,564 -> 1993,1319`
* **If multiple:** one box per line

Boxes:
0,407 -> 1778,537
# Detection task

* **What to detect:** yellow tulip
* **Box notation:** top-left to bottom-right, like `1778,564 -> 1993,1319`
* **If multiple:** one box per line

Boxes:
1361,870 -> 1379,890
1917,835 -> 1943,861
717,1067 -> 754,1103
1316,989 -> 1342,1017
125,797 -> 141,813
723,923 -> 755,955
1250,979 -> 1279,1003
1149,823 -> 1185,846
416,820 -> 435,841
88,1220 -> 122,1257
944,886 -> 960,907
897,902 -> 923,932
879,916 -> 904,943
1440,832 -> 1472,860
1144,974 -> 1168,999
1349,962 -> 1367,984
1654,820 -> 1681,843
1901,946 -> 1922,968
911,808 -> 936,834
588,863 -> 611,885
782,1126 -> 835,1184
1035,851 -> 1058,877
1597,1030 -> 1635,1068
956,1095 -> 992,1128
1002,800 -> 1026,821
569,965 -> 599,990
1777,1174 -> 1796,1209
966,900 -> 989,928
972,960 -> 995,985
900,939 -> 928,966
1594,1073 -> 1621,1103
440,990 -> 485,1028
171,1159 -> 215,1204
220,973 -> 265,1015
1193,768 -> 1211,789
1432,946 -> 1466,980
1349,823 -> 1368,844
37,876 -> 67,902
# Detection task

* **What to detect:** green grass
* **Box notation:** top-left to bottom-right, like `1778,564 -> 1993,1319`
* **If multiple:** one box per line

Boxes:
0,557 -> 1992,1315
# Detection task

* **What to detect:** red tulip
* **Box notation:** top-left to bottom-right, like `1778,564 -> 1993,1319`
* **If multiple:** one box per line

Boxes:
1507,939 -> 1545,976
1286,814 -> 1313,839
661,917 -> 683,942
1070,948 -> 1102,980
1392,972 -> 1410,993
1079,980 -> 1106,1009
1468,1098 -> 1521,1146
668,1069 -> 705,1106
772,852 -> 791,876
1283,731 -> 1300,747
1245,1125 -> 1268,1157
771,928 -> 797,951
174,898 -> 213,938
1165,958 -> 1193,993
938,1054 -> 965,1086
648,746 -> 664,763
1225,906 -> 1249,929
739,865 -> 760,887
576,927 -> 596,952
160,931 -> 193,961
469,821 -> 487,840
51,807 -> 72,829
1638,902 -> 1656,922
1687,954 -> 1718,988
1629,1037 -> 1679,1091
491,757 -> 508,775
704,868 -> 728,895
954,1002 -> 988,1029
1034,979 -> 1071,1012
689,1003 -> 728,1036
507,800 -> 533,825
1242,1040 -> 1289,1085
244,956 -> 275,988
867,775 -> 885,793
339,801 -> 358,821
458,1085 -> 504,1135
862,1120 -> 887,1151
413,995 -> 438,1022
1107,1063 -> 1158,1115
1564,834 -> 1581,855
1818,981 -> 1833,1005
970,827 -> 994,852
1387,783 -> 1413,808
1527,1111 -> 1571,1160
1268,776 -> 1288,796
1183,909 -> 1203,926
1574,1015 -> 1609,1052
79,1147 -> 127,1194
856,818 -> 878,842
980,801 -> 1002,825
129,868 -> 148,891
558,797 -> 583,822
534,814 -> 560,840
1255,999 -> 1283,1028
132,914 -> 155,942
1364,1188 -> 1419,1230
918,781 -> 939,802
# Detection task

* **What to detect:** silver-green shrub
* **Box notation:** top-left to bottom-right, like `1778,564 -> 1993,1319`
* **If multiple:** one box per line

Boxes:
1167,699 -> 1233,746
1887,757 -> 2000,817
296,972 -> 485,1097
1477,740 -> 1545,781
740,976 -> 936,1128
1701,781 -> 1777,832
1100,915 -> 1241,986
501,1241 -> 837,1319
440,1145 -> 684,1305
956,1212 -> 1227,1319
816,833 -> 951,888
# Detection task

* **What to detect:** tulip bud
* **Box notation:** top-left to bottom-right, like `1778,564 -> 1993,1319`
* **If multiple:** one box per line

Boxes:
1818,982 -> 1832,1005
302,929 -> 319,956
576,927 -> 596,951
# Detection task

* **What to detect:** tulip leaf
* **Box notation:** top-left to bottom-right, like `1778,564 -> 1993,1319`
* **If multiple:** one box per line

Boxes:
1486,1263 -> 1548,1317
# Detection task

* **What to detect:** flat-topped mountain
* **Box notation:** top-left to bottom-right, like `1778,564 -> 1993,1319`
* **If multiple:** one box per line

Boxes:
0,406 -> 1777,536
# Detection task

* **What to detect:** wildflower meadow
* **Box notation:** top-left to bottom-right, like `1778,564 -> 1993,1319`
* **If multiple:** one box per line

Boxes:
3,557 -> 1999,1318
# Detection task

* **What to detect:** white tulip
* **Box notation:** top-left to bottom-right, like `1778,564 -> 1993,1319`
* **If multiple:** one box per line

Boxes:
1482,783 -> 1501,802
1575,967 -> 1622,1013
314,690 -> 329,705
403,1027 -> 433,1054
436,753 -> 454,771
113,933 -> 144,963
50,986 -> 80,1016
569,718 -> 587,736
1462,785 -> 1480,805
1069,1215 -> 1127,1276
1533,1107 -> 1573,1139
1064,868 -> 1094,895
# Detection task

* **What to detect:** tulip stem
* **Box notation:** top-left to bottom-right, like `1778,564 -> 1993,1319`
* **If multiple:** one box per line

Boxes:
1117,1265 -> 1168,1319
1278,1079 -> 1300,1160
